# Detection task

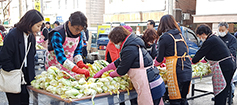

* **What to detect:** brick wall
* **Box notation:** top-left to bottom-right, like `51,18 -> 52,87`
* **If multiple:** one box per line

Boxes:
175,0 -> 196,30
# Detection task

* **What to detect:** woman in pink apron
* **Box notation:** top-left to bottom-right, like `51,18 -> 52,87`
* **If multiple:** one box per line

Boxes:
45,11 -> 90,78
94,26 -> 166,105
192,24 -> 235,105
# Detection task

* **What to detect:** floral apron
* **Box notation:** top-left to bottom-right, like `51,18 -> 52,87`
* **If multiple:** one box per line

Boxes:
207,56 -> 231,96
45,25 -> 80,77
165,33 -> 190,100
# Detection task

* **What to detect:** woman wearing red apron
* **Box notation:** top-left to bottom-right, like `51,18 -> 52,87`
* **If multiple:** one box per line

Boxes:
45,11 -> 90,78
94,26 -> 166,105
192,24 -> 235,105
154,15 -> 192,105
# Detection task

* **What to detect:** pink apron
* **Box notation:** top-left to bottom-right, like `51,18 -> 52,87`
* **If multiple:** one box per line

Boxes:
45,29 -> 80,77
127,46 -> 154,105
207,56 -> 231,96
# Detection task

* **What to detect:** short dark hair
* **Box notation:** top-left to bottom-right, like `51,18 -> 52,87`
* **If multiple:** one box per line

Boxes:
157,15 -> 181,36
54,21 -> 60,25
142,29 -> 158,43
108,26 -> 130,44
69,11 -> 88,31
15,9 -> 44,33
46,22 -> 50,25
195,24 -> 212,36
148,20 -> 155,27
218,22 -> 229,29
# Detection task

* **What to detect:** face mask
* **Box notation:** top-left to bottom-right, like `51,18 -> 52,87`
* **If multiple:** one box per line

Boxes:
115,44 -> 120,49
200,37 -> 206,42
219,32 -> 226,37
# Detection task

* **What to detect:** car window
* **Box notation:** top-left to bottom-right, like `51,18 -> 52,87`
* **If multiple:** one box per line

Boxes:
91,33 -> 97,43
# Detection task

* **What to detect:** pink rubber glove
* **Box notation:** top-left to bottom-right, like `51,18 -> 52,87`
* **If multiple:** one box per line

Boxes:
93,62 -> 116,78
201,59 -> 207,63
163,58 -> 166,63
160,63 -> 166,67
154,59 -> 162,66
109,70 -> 121,78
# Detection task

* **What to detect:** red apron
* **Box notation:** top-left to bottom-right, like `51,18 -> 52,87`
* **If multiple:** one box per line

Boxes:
127,46 -> 154,105
45,28 -> 80,77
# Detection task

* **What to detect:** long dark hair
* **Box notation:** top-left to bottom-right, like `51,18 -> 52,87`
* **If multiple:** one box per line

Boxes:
157,14 -> 181,36
15,9 -> 44,33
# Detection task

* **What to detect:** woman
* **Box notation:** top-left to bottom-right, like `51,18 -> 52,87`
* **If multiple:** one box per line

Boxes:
105,25 -> 132,63
45,11 -> 89,78
94,26 -> 165,105
192,24 -> 235,105
0,9 -> 44,105
142,28 -> 158,59
154,14 -> 192,105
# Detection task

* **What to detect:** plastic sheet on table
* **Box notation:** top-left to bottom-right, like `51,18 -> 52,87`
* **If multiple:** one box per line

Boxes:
28,86 -> 137,105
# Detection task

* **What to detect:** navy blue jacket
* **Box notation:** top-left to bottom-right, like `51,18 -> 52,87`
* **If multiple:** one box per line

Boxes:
0,28 -> 36,84
156,29 -> 192,82
219,32 -> 237,60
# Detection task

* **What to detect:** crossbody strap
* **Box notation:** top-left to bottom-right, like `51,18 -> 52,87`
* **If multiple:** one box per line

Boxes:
20,42 -> 31,84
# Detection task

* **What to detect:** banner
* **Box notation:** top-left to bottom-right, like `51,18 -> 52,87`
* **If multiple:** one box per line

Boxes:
34,0 -> 41,12
97,25 -> 111,36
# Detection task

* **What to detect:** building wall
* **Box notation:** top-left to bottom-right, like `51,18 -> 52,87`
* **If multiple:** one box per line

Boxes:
196,0 -> 237,15
175,0 -> 196,30
86,0 -> 105,26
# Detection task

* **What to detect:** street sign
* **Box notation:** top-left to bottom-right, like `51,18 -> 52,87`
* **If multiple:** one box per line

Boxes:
45,18 -> 50,22
34,0 -> 41,12
56,16 -> 63,23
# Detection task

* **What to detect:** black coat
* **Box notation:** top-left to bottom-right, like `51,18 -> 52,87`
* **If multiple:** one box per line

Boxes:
192,35 -> 235,73
114,34 -> 153,75
0,28 -> 36,84
156,29 -> 192,82
219,32 -> 237,60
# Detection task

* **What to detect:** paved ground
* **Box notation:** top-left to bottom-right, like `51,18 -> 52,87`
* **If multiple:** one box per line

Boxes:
0,69 -> 236,105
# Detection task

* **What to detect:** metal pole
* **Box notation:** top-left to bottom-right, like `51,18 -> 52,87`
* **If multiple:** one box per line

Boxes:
168,0 -> 173,16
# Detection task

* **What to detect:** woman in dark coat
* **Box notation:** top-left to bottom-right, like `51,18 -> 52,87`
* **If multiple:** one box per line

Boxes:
0,9 -> 44,105
94,26 -> 166,105
154,14 -> 192,105
192,24 -> 235,105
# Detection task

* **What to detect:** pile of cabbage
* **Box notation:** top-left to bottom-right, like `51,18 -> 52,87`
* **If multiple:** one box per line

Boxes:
192,62 -> 211,79
31,64 -> 132,104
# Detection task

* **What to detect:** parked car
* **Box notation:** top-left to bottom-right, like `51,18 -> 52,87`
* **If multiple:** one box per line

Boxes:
180,26 -> 201,56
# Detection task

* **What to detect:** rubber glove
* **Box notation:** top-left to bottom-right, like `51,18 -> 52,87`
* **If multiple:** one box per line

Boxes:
74,55 -> 88,69
109,70 -> 121,78
72,66 -> 90,78
160,63 -> 166,67
93,62 -> 116,78
63,59 -> 90,77
201,59 -> 207,63
77,61 -> 89,69
154,59 -> 162,66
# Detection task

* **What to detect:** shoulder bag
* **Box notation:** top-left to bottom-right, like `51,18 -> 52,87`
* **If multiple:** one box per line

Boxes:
0,42 -> 31,93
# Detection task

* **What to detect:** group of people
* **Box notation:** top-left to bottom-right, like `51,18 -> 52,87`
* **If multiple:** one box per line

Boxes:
0,8 -> 236,105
